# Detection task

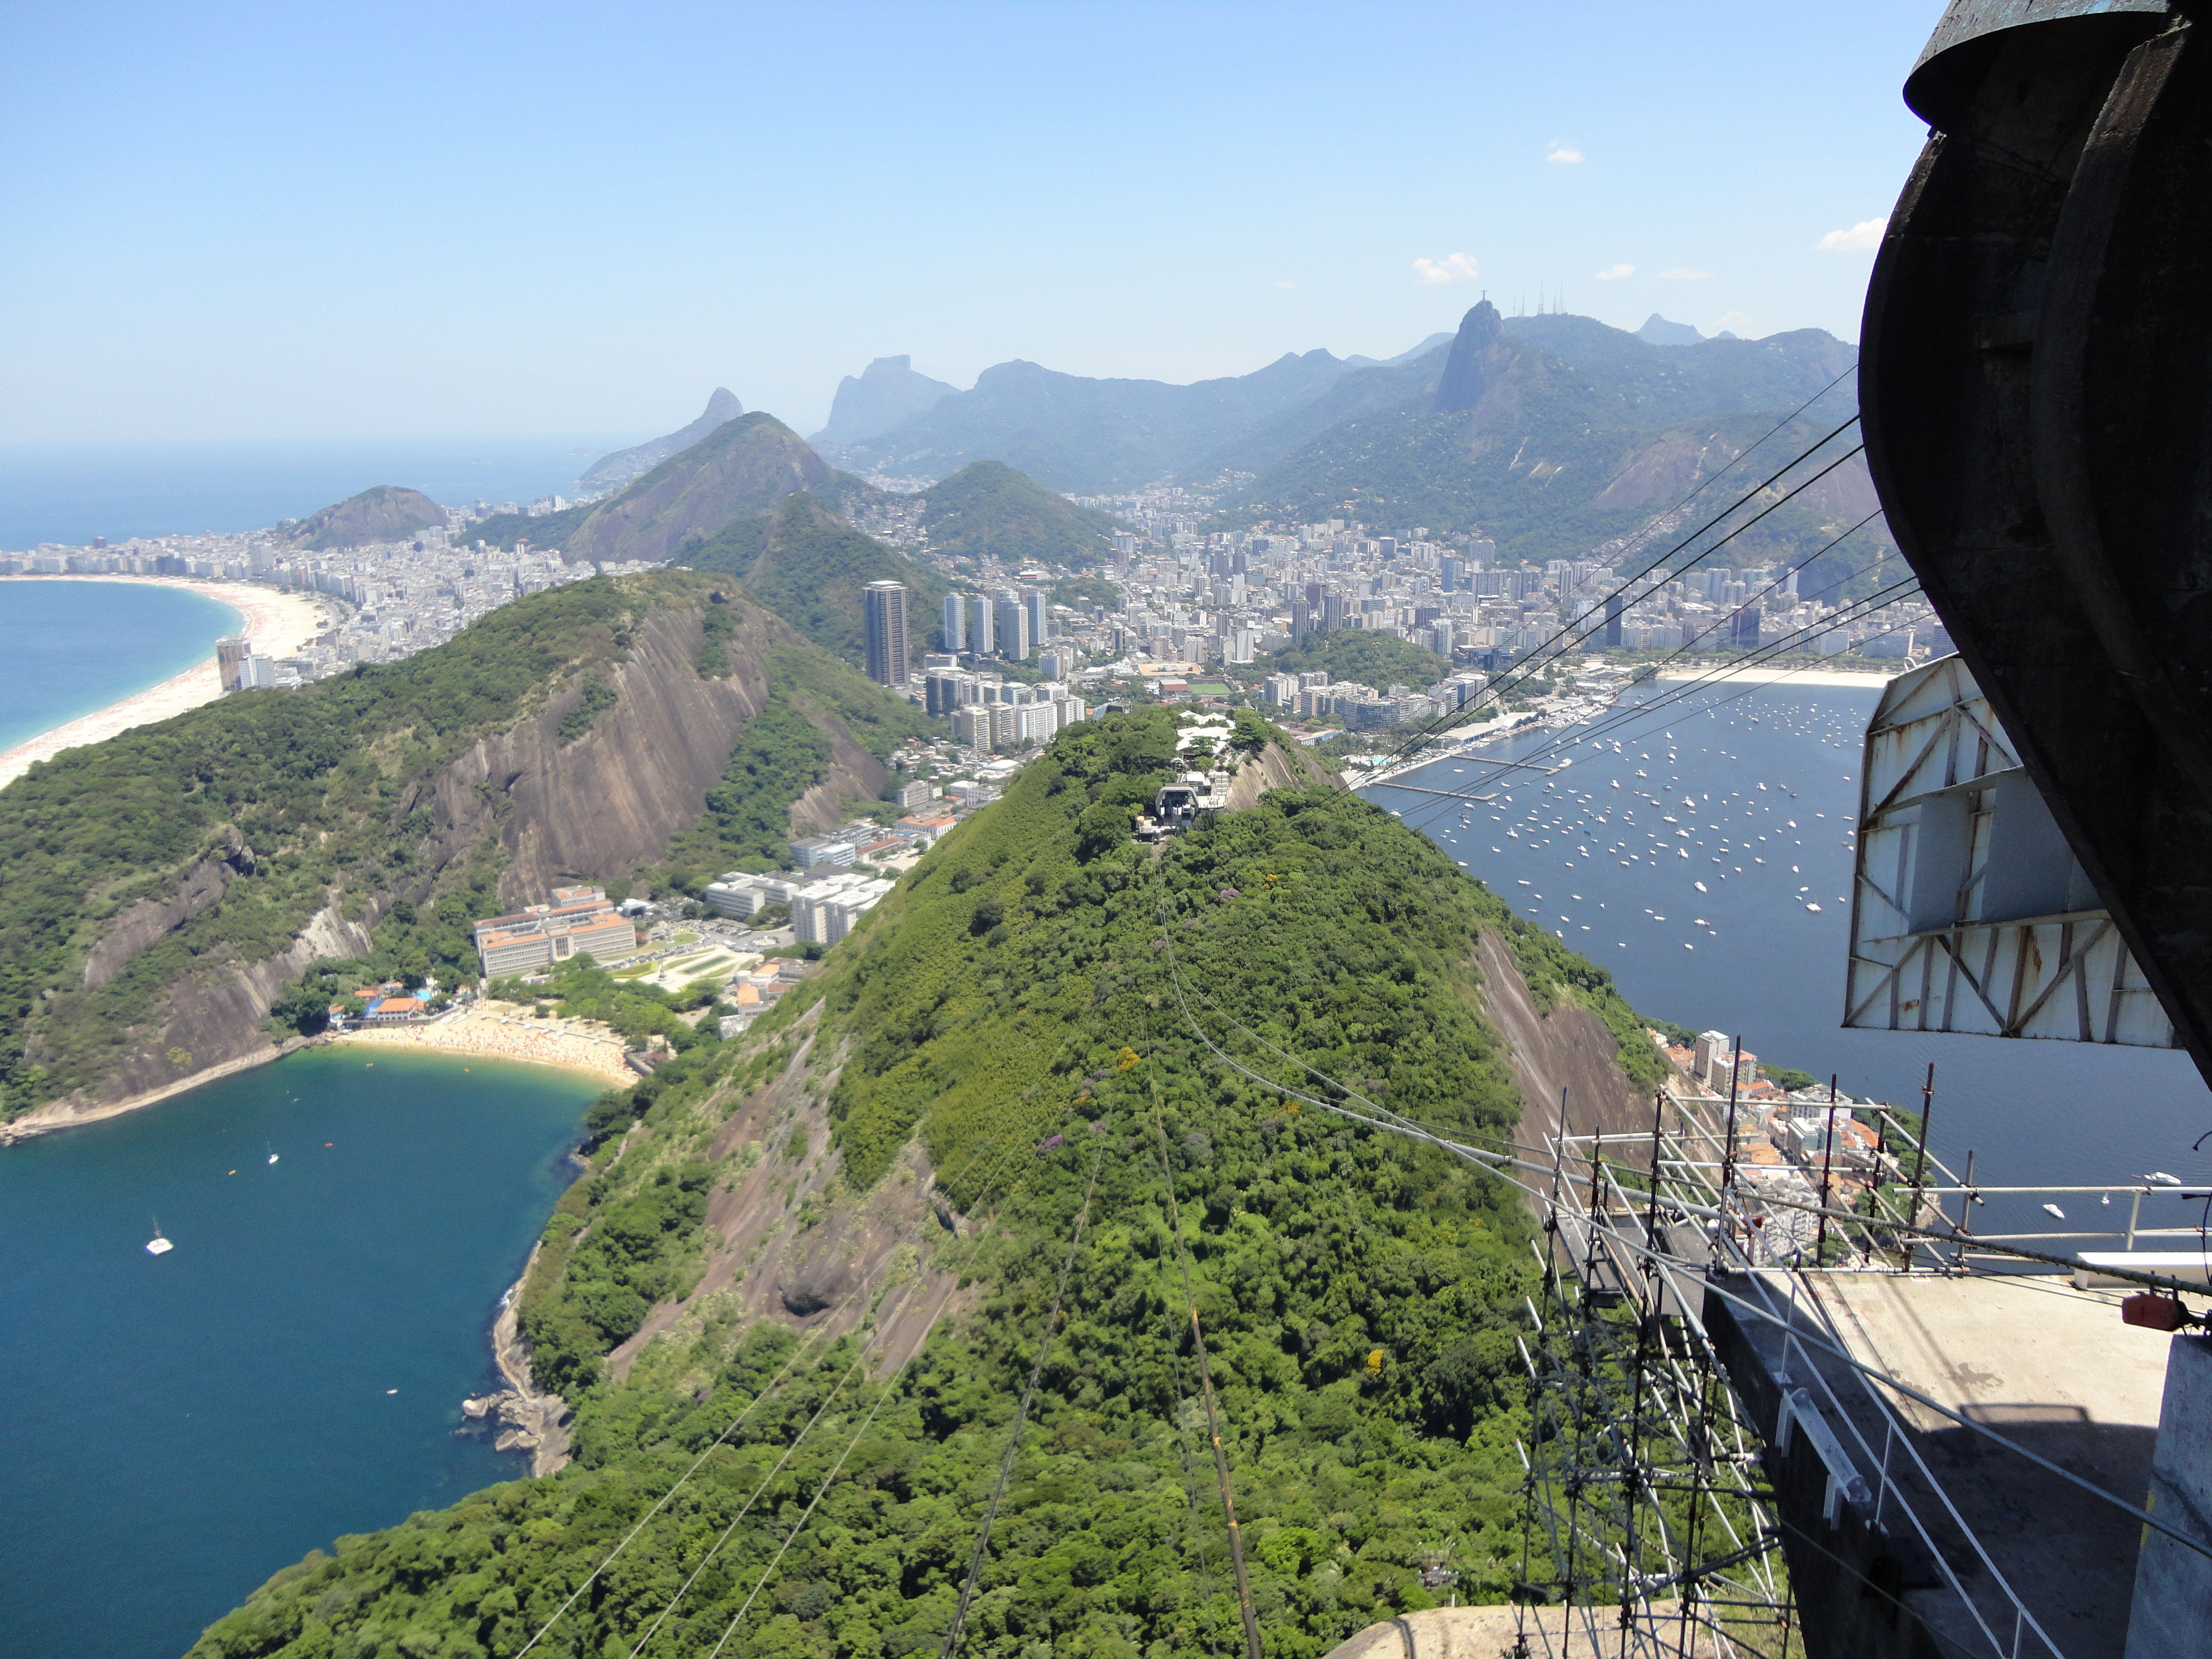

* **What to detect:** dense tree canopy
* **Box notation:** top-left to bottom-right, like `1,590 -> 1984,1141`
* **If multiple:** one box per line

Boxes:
188,711 -> 1670,1659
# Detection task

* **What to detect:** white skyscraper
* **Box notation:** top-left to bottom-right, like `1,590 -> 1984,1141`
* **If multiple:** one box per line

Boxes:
941,591 -> 965,651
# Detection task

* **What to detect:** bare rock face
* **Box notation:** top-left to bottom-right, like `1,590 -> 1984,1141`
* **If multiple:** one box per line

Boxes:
777,1264 -> 852,1316
54,593 -> 878,1115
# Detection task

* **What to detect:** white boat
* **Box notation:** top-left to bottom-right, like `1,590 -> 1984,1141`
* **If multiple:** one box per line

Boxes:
146,1221 -> 173,1256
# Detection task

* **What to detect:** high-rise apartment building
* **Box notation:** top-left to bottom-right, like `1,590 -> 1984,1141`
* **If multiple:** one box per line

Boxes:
966,594 -> 995,656
1024,591 -> 1050,648
217,636 -> 253,693
940,591 -> 965,651
994,596 -> 1031,659
863,580 -> 908,688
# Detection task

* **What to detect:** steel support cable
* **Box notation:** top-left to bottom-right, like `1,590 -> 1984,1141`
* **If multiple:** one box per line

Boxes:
1147,1059 -> 1266,1659
700,1290 -> 959,1659
510,1325 -> 831,1658
1371,540 -> 1913,846
518,1094 -> 1042,1659
622,1332 -> 888,1659
1379,575 -> 1924,836
1378,427 -> 1866,764
1419,361 -> 1857,747
1154,932 -> 2212,1569
1382,548 -> 1913,829
1388,422 -> 1867,754
1124,907 -> 1267,1659
938,1143 -> 1109,1659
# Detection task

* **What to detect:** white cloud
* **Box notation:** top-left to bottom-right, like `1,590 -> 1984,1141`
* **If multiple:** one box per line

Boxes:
1815,218 -> 1886,252
1713,310 -> 1753,336
1546,141 -> 1584,164
1274,280 -> 1296,290
1594,264 -> 1634,282
1658,267 -> 1712,281
1412,252 -> 1481,285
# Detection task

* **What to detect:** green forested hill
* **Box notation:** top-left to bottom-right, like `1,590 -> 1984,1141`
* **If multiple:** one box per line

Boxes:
187,708 -> 1668,1659
915,460 -> 1122,568
682,493 -> 954,664
0,571 -> 923,1121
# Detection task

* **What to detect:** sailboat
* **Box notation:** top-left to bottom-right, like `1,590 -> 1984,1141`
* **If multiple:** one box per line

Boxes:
266,1142 -> 279,1165
146,1219 -> 173,1256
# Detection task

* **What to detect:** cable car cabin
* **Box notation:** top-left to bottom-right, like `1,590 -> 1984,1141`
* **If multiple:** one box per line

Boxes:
1136,775 -> 1220,842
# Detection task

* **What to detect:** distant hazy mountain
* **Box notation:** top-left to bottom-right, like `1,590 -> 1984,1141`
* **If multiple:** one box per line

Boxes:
1635,314 -> 1704,347
1343,331 -> 1455,369
285,485 -> 450,550
1226,301 -> 1880,576
578,388 -> 744,492
817,349 -> 1354,493
810,356 -> 958,448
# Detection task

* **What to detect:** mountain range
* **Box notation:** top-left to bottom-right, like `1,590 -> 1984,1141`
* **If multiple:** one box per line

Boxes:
450,300 -> 1873,647
801,313 -> 1873,572
1224,303 -> 1876,571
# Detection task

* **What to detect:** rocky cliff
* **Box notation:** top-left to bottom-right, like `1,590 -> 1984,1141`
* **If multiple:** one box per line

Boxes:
0,579 -> 901,1139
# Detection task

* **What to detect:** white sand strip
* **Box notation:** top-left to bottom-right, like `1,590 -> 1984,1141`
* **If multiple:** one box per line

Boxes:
1654,664 -> 1900,688
0,576 -> 332,788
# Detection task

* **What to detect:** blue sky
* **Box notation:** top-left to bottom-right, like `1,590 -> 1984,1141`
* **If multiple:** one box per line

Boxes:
1,1 -> 1941,444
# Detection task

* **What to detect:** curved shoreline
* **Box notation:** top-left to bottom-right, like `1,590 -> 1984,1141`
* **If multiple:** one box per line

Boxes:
324,1004 -> 633,1087
0,575 -> 331,788
1,1009 -> 625,1147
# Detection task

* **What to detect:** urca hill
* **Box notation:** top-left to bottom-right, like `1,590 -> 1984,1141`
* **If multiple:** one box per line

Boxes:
0,569 -> 927,1130
185,706 -> 1671,1659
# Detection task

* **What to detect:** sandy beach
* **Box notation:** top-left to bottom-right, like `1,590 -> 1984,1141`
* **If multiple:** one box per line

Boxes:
1654,663 -> 1900,688
328,1002 -> 635,1087
0,575 -> 331,788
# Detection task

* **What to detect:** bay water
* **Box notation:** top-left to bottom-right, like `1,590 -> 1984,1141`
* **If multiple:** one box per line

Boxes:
0,1048 -> 598,1659
0,437 -> 636,551
1371,681 -> 2212,1235
0,580 -> 243,754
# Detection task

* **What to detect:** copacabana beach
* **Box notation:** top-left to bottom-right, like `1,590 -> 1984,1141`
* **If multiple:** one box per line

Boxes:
0,575 -> 329,788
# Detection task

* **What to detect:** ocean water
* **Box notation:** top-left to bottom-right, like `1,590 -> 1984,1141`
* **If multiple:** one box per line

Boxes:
0,436 -> 639,551
0,1048 -> 598,1659
1372,682 -> 2212,1233
0,580 -> 243,754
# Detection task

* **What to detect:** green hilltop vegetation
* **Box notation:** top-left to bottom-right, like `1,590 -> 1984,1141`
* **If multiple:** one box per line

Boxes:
469,415 -> 832,567
463,420 -> 967,670
284,484 -> 451,551
914,460 -> 1122,568
1252,631 -> 1450,691
682,493 -> 955,665
188,707 -> 1670,1659
0,571 -> 921,1120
